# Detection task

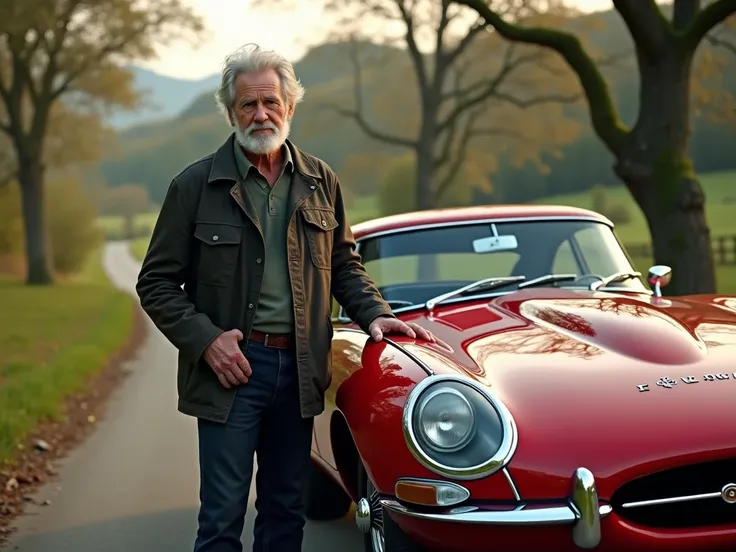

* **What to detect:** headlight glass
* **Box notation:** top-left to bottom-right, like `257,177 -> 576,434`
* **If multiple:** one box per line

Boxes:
416,387 -> 476,452
406,378 -> 514,477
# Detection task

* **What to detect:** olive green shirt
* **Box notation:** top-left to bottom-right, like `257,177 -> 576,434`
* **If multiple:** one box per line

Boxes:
233,140 -> 295,333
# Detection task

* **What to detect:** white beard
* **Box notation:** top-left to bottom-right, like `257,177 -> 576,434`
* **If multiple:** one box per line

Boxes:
234,119 -> 291,155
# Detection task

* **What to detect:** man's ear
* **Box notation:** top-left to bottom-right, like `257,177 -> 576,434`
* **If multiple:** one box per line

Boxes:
227,109 -> 235,126
287,103 -> 295,121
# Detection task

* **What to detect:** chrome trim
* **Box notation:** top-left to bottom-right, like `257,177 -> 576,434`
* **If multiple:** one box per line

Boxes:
394,477 -> 471,507
332,328 -> 434,376
589,271 -> 642,291
518,273 -> 577,289
354,215 -> 614,242
402,374 -> 517,480
621,482 -> 736,509
385,337 -> 434,376
356,498 -> 372,533
381,499 -> 579,525
381,467 -> 610,549
502,467 -> 522,501
426,276 -> 526,311
570,467 -> 602,549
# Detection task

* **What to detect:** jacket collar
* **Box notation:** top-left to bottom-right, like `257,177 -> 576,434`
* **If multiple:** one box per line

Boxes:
208,133 -> 321,184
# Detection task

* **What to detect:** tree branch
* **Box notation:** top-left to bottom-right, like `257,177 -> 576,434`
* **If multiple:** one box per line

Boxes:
611,0 -> 670,60
395,0 -> 428,90
451,0 -> 629,155
318,38 -> 417,149
682,0 -> 736,50
706,32 -> 736,55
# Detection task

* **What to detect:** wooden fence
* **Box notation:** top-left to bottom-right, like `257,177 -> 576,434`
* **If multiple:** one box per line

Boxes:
626,235 -> 736,266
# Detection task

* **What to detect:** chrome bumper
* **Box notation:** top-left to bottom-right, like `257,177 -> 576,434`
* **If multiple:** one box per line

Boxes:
377,467 -> 612,549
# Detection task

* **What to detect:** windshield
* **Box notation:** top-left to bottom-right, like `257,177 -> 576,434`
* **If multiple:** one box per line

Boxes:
356,219 -> 648,310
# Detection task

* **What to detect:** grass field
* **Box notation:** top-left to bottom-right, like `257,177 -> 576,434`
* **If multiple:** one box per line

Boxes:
106,169 -> 736,293
0,250 -> 136,465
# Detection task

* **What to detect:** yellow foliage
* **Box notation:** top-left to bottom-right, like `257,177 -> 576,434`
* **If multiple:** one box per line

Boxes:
0,178 -> 102,275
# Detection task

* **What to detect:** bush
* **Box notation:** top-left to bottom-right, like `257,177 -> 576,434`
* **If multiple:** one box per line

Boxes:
0,178 -> 102,276
588,184 -> 631,224
46,178 -> 103,274
601,201 -> 632,225
377,154 -> 477,216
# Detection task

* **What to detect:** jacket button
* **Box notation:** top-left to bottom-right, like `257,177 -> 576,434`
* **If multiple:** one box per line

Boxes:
256,258 -> 262,264
321,220 -> 326,226
248,303 -> 253,309
212,235 -> 219,241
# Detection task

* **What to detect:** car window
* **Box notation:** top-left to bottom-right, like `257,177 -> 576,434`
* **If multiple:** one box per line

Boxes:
342,219 -> 646,317
363,251 -> 519,287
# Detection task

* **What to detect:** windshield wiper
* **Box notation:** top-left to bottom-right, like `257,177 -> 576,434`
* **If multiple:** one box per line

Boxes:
517,273 -> 578,290
426,276 -> 526,311
589,271 -> 642,291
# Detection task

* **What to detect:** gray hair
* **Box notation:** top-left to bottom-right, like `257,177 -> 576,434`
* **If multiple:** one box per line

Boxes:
214,43 -> 305,119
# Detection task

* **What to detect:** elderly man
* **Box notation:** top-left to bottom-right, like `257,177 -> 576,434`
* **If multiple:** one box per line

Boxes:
136,43 -> 433,552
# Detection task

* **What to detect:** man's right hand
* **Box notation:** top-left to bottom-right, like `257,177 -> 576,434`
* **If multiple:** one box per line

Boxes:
203,329 -> 252,388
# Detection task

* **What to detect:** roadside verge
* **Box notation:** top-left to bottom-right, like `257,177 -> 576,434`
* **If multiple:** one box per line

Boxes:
0,248 -> 147,542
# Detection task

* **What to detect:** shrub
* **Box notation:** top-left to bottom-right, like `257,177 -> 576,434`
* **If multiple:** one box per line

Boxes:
377,154 -> 477,216
0,178 -> 102,276
46,178 -> 103,274
602,201 -> 632,225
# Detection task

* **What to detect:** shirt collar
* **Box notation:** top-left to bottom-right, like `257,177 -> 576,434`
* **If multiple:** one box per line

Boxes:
233,138 -> 293,180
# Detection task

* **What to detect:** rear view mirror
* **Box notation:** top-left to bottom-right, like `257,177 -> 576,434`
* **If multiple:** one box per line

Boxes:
472,234 -> 518,253
473,223 -> 518,253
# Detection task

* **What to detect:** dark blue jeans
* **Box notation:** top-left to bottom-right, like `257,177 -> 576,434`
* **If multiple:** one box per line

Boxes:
193,340 -> 314,552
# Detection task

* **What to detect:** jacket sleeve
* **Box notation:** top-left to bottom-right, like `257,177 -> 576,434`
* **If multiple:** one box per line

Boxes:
135,177 -> 224,361
328,174 -> 395,333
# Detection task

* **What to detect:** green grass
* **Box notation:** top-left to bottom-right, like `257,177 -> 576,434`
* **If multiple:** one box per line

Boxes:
0,250 -> 136,465
533,169 -> 736,244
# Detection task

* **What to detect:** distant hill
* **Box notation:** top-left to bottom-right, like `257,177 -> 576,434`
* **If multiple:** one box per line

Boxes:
107,66 -> 220,129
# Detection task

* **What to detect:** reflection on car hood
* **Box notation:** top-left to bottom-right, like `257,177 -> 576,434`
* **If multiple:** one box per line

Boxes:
397,289 -> 736,493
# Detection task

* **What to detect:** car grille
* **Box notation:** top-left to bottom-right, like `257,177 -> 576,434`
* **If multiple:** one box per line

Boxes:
610,458 -> 736,528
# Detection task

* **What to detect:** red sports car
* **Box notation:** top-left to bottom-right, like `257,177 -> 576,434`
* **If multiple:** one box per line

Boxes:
303,205 -> 736,552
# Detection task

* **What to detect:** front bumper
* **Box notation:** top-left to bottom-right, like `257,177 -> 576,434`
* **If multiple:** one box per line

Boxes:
368,467 -> 610,549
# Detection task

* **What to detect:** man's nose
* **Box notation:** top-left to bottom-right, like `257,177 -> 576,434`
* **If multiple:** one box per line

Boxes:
254,104 -> 269,122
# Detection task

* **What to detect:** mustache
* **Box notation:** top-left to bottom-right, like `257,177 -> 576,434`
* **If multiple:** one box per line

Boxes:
245,122 -> 278,135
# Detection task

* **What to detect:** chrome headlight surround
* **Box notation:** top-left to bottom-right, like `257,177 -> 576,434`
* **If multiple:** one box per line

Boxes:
402,374 -> 518,481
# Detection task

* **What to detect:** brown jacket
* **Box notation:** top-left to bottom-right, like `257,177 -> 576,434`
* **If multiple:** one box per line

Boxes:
136,134 -> 394,421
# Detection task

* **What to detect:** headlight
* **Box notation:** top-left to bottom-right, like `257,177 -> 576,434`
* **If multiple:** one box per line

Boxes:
403,375 -> 518,480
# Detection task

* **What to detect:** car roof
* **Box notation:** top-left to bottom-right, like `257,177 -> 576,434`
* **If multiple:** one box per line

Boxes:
350,204 -> 613,241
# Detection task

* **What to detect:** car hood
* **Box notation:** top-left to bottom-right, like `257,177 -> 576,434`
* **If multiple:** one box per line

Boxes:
398,289 -> 736,496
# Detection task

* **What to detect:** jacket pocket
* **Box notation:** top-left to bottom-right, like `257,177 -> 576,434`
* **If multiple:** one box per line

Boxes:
194,222 -> 242,287
300,208 -> 338,270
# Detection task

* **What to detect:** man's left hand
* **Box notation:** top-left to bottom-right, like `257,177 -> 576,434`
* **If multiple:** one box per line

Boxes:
368,316 -> 436,343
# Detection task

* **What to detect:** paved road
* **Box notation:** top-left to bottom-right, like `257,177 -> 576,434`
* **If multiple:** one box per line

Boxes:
4,242 -> 362,551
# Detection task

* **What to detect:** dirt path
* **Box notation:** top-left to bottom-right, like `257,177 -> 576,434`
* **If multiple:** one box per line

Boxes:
3,242 -> 361,551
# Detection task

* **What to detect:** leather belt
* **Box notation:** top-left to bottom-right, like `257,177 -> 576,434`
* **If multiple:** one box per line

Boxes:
249,329 -> 295,350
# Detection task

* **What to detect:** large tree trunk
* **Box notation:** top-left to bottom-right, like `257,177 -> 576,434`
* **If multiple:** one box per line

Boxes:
17,156 -> 53,285
614,49 -> 715,296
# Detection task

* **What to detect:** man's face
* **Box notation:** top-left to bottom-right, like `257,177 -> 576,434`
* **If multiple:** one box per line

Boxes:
229,68 -> 294,155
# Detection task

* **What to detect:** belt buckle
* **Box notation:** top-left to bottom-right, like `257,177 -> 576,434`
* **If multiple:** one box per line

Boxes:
263,333 -> 272,348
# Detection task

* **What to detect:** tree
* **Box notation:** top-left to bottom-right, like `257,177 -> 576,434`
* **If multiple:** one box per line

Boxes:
453,0 -> 736,296
256,0 -> 583,211
101,183 -> 152,240
0,0 -> 203,284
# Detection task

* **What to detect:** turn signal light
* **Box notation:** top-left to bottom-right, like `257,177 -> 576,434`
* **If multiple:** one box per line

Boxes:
394,478 -> 470,507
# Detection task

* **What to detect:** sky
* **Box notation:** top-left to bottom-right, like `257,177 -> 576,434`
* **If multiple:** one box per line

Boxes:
141,0 -> 616,80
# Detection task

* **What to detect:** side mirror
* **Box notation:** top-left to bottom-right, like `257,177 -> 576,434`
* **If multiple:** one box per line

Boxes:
648,265 -> 672,297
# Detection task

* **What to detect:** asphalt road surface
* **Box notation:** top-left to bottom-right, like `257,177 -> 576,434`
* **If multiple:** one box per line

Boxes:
4,242 -> 363,552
